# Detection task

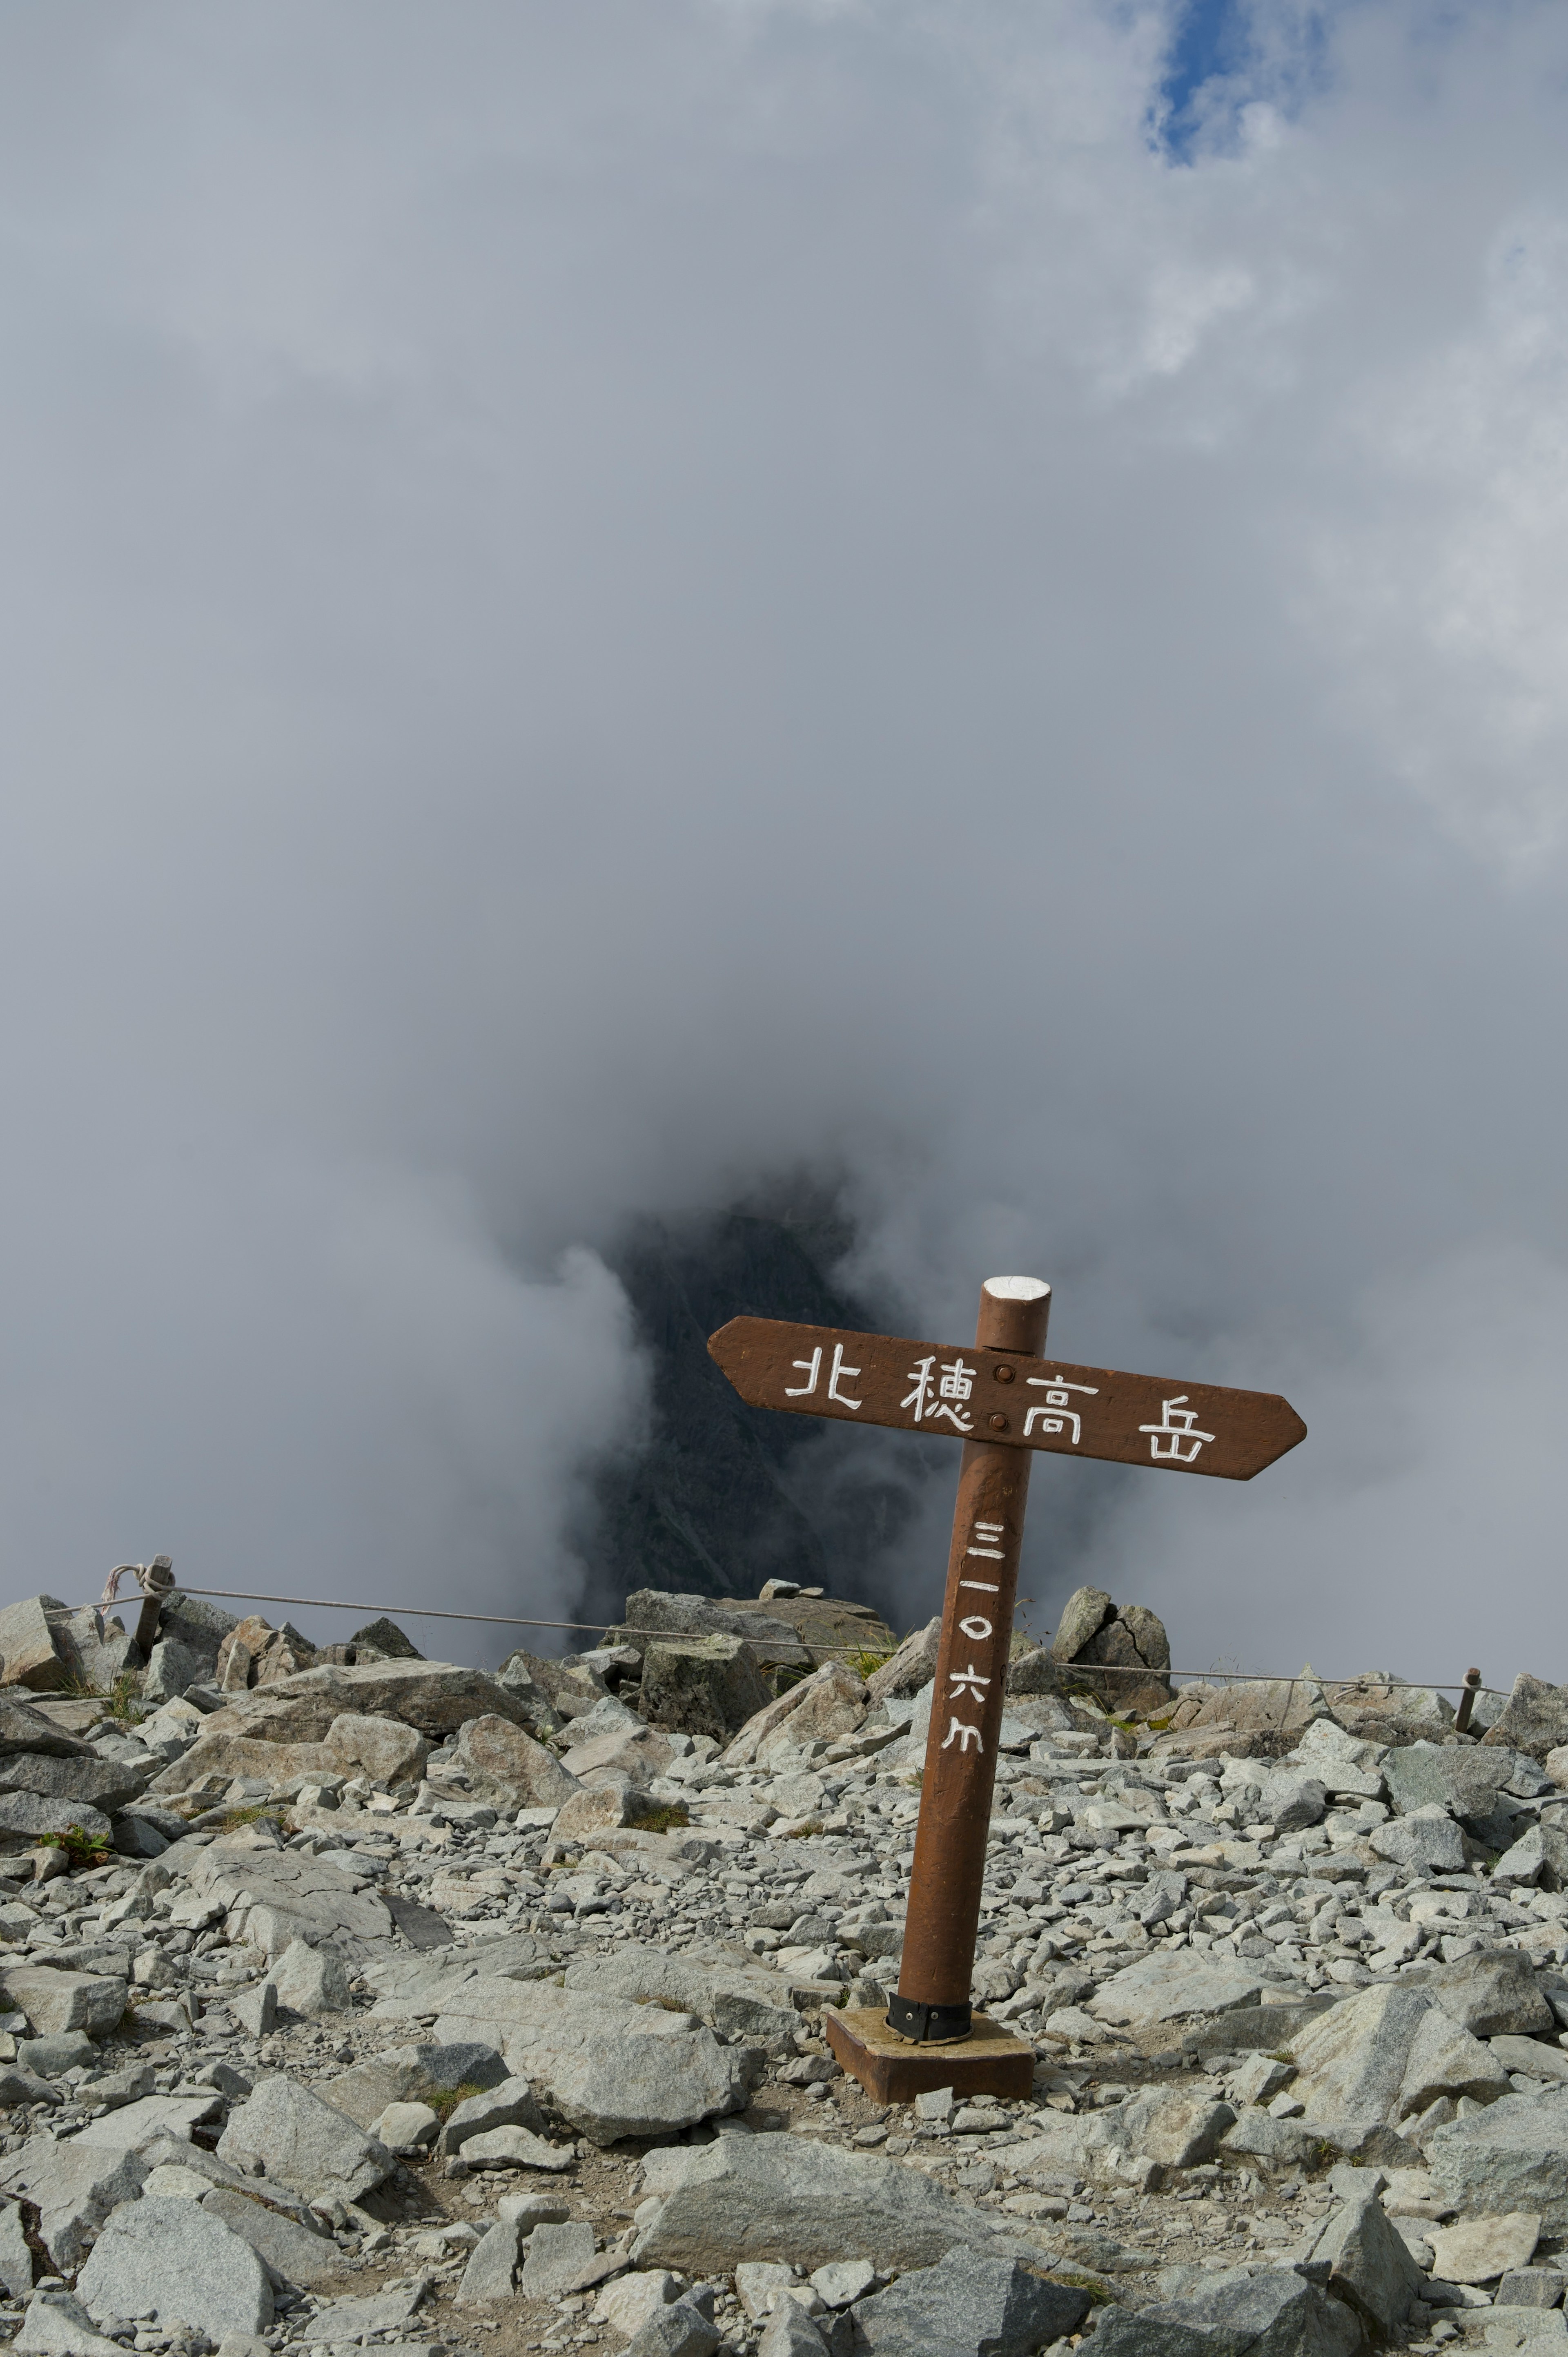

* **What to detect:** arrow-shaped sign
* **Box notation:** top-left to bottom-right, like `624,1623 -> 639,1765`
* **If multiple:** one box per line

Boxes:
709,1315 -> 1305,1481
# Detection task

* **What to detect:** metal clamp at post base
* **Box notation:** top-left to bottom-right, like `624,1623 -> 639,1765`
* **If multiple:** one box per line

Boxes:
884,1994 -> 973,2045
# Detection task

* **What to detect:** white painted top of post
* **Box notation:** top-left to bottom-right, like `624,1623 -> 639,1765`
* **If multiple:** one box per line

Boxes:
982,1275 -> 1051,1301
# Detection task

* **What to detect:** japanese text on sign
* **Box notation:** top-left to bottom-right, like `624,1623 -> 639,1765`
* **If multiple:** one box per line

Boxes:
1138,1395 -> 1214,1465
941,1513 -> 1007,1757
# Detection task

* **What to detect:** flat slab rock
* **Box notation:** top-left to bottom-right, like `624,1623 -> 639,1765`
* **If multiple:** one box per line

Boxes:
322,2040 -> 510,2130
430,1973 -> 759,2145
307,2286 -> 429,2341
561,1943 -> 802,2045
1087,1951 -> 1283,2029
76,2197 -> 273,2339
183,1840 -> 393,1957
74,2094 -> 223,2154
198,2190 -> 343,2290
851,2246 -> 1090,2357
198,1659 -> 535,1744
631,2133 -> 1038,2275
13,2290 -> 126,2357
1,1966 -> 125,2039
361,1934 -> 551,2020
1430,2091 -> 1568,2231
1094,2265 -> 1363,2356
0,2139 -> 150,2273
1287,1981 -> 1510,2142
217,2075 -> 394,2203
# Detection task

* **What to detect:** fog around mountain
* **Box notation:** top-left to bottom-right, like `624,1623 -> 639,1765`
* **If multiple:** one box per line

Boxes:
1,3 -> 1566,1683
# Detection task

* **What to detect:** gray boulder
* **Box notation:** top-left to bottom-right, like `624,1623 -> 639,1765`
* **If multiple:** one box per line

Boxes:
182,1838 -> 393,1958
866,1621 -> 940,1704
756,2308 -> 828,2357
76,2198 -> 272,2338
1413,1947 -> 1556,2038
1484,1676 -> 1568,1763
1428,2089 -> 1568,2228
266,1936 -> 352,2018
0,1701 -> 94,1761
1,1966 -> 125,2039
1368,1806 -> 1466,1873
1094,2268 -> 1362,2356
12,2290 -> 125,2357
142,1640 -> 202,1705
640,1637 -> 772,1742
217,2075 -> 394,2202
447,1715 -> 580,1810
1070,1604 -> 1174,1710
619,1591 -> 804,1650
456,2218 -> 522,2304
112,1815 -> 171,1860
493,1651 -> 568,1734
722,1662 -> 867,1771
198,2190 -> 341,2289
1288,1981 -> 1506,2138
308,2286 -> 430,2342
631,2135 -> 1034,2274
0,2138 -> 149,2272
150,1733 -> 337,1794
322,2038 -> 508,2129
1492,1824 -> 1568,1891
0,2199 -> 33,2299
1051,1586 -> 1116,1662
157,1594 -> 241,1681
0,1795 -> 112,1853
1306,2195 -> 1423,2333
518,2221 -> 597,2298
0,1753 -> 151,1813
562,1944 -> 801,2049
349,1617 -> 422,1660
1288,1718 -> 1387,1800
325,1712 -> 430,1787
1114,2086 -> 1236,2170
198,1657 -> 535,1742
73,2093 -> 224,2154
1385,1743 -> 1517,1823
60,1609 -> 135,1695
1087,1949 -> 1274,2029
625,2299 -> 722,2357
1222,2111 -> 1331,2168
1005,1646 -> 1067,1698
851,2246 -> 1090,2355
433,1974 -> 758,2144
0,1599 -> 79,1694
0,2068 -> 59,2109
459,2125 -> 574,2171
1258,1771 -> 1328,1832
439,2075 -> 544,2154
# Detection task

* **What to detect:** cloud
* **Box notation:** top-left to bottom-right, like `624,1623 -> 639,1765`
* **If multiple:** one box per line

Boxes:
0,0 -> 1564,1681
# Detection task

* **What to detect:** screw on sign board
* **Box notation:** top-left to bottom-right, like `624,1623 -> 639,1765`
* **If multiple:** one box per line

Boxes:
708,1279 -> 1306,2102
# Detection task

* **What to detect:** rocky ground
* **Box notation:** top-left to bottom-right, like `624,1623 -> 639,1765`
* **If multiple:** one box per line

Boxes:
0,1583 -> 1566,2355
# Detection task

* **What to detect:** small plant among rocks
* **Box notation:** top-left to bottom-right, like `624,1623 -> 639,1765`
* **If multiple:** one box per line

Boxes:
38,1823 -> 111,1870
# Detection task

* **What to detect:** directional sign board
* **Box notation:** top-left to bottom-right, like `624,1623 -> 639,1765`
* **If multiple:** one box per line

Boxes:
708,1278 -> 1306,2096
709,1316 -> 1305,1481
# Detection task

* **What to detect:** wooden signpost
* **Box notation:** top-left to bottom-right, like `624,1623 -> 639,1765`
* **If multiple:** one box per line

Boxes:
709,1276 -> 1305,2100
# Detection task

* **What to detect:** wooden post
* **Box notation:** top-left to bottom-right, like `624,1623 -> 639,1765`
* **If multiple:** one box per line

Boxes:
707,1280 -> 1306,2103
131,1556 -> 175,1665
887,1275 -> 1051,2043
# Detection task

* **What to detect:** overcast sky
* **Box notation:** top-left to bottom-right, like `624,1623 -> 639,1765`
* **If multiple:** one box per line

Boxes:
2,0 -> 1566,1687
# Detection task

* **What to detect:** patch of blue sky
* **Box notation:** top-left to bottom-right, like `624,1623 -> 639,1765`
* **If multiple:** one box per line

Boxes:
1151,0 -> 1338,163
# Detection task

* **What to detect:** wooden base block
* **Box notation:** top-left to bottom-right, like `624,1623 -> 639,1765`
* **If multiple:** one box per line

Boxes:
823,2006 -> 1036,2103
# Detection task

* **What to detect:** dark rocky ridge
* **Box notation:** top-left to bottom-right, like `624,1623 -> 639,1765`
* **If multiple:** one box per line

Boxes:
581,1209 -> 931,1619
